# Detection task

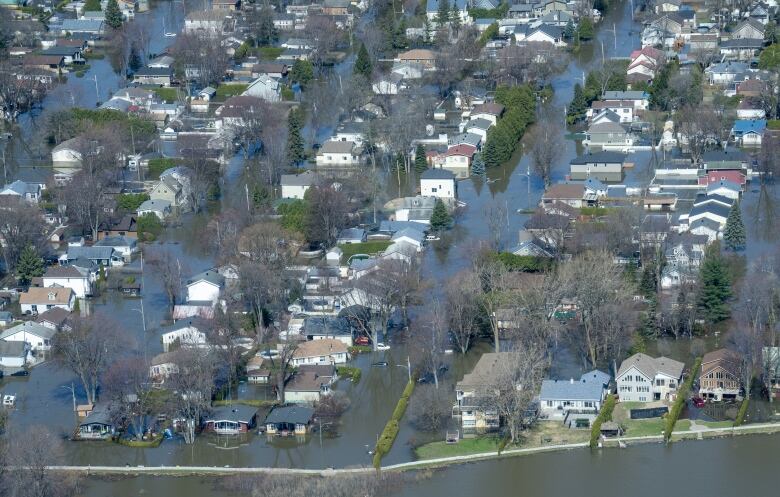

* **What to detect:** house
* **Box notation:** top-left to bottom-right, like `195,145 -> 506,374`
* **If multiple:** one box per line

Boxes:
426,0 -> 469,25
569,151 -> 625,182
98,214 -> 137,240
161,320 -> 207,352
322,0 -> 350,15
42,264 -> 95,298
640,214 -> 671,248
443,144 -> 476,176
588,100 -> 635,123
583,122 -> 635,151
736,98 -> 766,120
77,404 -> 115,440
264,405 -> 314,435
731,119 -> 766,147
732,19 -> 764,39
316,140 -> 361,167
273,13 -> 295,31
337,228 -> 365,245
701,149 -> 749,173
510,230 -> 555,258
290,338 -> 349,366
628,47 -> 665,82
24,54 -> 65,72
150,176 -> 186,208
204,405 -> 257,435
212,0 -> 240,10
63,245 -> 117,267
149,351 -> 179,383
373,73 -> 403,95
0,341 -> 28,369
60,19 -> 105,36
524,212 -> 571,248
616,353 -> 685,402
454,352 -> 513,429
0,180 -> 41,203
51,137 -> 84,168
661,232 -> 708,288
280,170 -> 317,199
465,118 -> 493,140
246,355 -> 271,384
719,38 -> 764,61
284,364 -> 336,403
420,168 -> 456,199
602,91 -> 649,110
185,269 -> 225,304
470,102 -> 504,125
242,75 -> 281,102
36,307 -> 71,331
19,287 -> 75,314
133,66 -> 173,86
539,370 -> 610,421
0,321 -> 56,352
137,199 -> 172,220
40,45 -> 84,65
688,202 -> 730,227
699,349 -> 742,401
525,24 -> 566,47
397,49 -> 437,69
0,312 -> 13,326
184,10 -> 227,35
705,61 -> 749,85
541,183 -> 586,209
94,236 -> 137,263
688,217 -> 722,242
707,180 -> 741,200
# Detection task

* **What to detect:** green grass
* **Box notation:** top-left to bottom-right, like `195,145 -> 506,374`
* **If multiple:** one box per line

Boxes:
147,158 -> 180,180
416,436 -> 502,460
339,241 -> 392,261
116,434 -> 164,448
767,119 -> 780,130
215,83 -> 249,99
83,51 -> 105,60
336,365 -> 361,383
257,46 -> 284,60
621,418 -> 666,437
696,420 -> 734,429
152,87 -> 179,103
211,399 -> 277,408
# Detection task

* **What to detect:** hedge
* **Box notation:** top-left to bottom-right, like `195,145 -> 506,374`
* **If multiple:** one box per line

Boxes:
589,394 -> 617,449
373,380 -> 415,469
211,399 -> 277,408
664,357 -> 701,442
734,396 -> 750,427
336,365 -> 362,383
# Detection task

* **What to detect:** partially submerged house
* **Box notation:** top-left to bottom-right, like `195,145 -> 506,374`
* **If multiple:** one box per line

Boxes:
78,404 -> 115,440
264,405 -> 315,435
204,405 -> 258,435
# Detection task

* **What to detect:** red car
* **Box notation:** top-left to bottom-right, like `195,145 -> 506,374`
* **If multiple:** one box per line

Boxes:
354,336 -> 370,346
692,397 -> 706,408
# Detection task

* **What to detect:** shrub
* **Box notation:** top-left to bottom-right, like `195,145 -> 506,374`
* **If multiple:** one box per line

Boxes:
664,357 -> 701,441
590,394 -> 617,449
147,158 -> 179,180
137,213 -> 163,241
734,397 -> 750,427
348,345 -> 372,355
373,381 -> 415,468
336,365 -> 362,383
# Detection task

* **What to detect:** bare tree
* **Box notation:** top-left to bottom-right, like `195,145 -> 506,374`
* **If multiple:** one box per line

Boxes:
103,356 -> 161,440
0,203 -> 47,274
446,270 -> 481,354
167,347 -> 217,444
52,316 -> 121,404
527,108 -> 563,188
171,30 -> 231,89
149,249 -> 185,312
239,261 -> 287,335
484,200 -> 508,251
304,182 -> 348,246
676,104 -> 722,163
270,338 -> 298,403
0,62 -> 50,121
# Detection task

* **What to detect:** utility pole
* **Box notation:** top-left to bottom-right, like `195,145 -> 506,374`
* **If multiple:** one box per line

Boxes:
93,75 -> 100,104
245,183 -> 250,211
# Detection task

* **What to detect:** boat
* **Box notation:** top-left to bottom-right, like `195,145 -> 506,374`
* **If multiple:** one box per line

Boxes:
371,361 -> 388,367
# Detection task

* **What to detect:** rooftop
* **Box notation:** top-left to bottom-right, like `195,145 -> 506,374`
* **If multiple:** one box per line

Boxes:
618,353 -> 684,380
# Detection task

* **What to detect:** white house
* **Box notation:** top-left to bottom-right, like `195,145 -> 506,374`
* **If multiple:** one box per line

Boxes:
42,265 -> 95,298
373,73 -> 403,95
602,91 -> 649,110
707,179 -> 741,200
280,170 -> 317,199
19,287 -> 75,314
242,75 -> 281,102
539,370 -> 611,420
161,320 -> 207,352
0,341 -> 28,369
616,353 -> 685,402
0,180 -> 41,203
426,0 -> 470,25
94,236 -> 137,263
420,168 -> 456,199
290,338 -> 349,366
316,140 -> 361,167
185,269 -> 225,304
0,321 -> 56,352
391,228 -> 426,252
51,137 -> 84,169
137,199 -> 172,220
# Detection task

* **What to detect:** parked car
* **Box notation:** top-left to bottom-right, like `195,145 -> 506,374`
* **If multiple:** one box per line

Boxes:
692,397 -> 705,408
376,342 -> 390,351
354,336 -> 370,346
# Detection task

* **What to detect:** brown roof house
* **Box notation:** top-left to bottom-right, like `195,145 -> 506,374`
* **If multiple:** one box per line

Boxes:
20,287 -> 75,315
398,49 -> 436,69
290,338 -> 349,366
541,183 -> 587,209
284,364 -> 337,404
699,349 -> 743,402
454,352 -> 516,429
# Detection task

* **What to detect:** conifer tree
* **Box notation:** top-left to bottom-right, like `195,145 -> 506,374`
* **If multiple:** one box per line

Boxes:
723,201 -> 746,251
436,0 -> 450,25
354,43 -> 373,78
414,144 -> 428,173
697,243 -> 732,323
16,245 -> 44,286
83,0 -> 101,11
105,0 -> 123,29
430,198 -> 452,231
287,107 -> 305,166
471,153 -> 485,176
450,3 -> 461,32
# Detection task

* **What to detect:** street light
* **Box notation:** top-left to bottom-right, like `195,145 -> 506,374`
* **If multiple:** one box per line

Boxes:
396,355 -> 412,384
61,382 -> 77,422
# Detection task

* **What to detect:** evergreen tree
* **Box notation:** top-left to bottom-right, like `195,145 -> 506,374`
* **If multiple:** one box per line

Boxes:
393,17 -> 409,49
73,298 -> 81,314
424,16 -> 433,43
128,43 -> 142,73
430,198 -> 452,231
414,144 -> 428,173
354,43 -> 373,78
450,4 -> 461,31
291,59 -> 314,87
639,260 -> 657,298
697,243 -> 732,323
254,6 -> 279,45
567,83 -> 587,124
287,107 -> 305,166
482,132 -> 501,168
83,0 -> 101,11
105,0 -> 123,29
723,201 -> 746,251
563,20 -> 575,39
436,0 -> 450,25
471,153 -> 485,176
16,245 -> 44,286
577,17 -> 594,41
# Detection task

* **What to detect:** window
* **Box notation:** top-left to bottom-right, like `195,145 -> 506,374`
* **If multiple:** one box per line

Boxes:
431,187 -> 438,193
546,400 -> 553,407
639,396 -> 646,402
584,401 -> 593,408
656,378 -> 665,386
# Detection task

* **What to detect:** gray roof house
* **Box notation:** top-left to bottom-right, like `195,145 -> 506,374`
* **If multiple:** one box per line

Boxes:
0,180 -> 41,202
0,321 -> 56,351
337,228 -> 366,244
64,246 -> 116,266
540,370 -> 611,422
617,353 -> 685,402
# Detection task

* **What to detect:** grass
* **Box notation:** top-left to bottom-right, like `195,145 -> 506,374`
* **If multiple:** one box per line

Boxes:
339,241 -> 393,261
374,381 -> 415,468
83,51 -> 105,60
416,436 -> 502,460
348,345 -> 372,355
211,399 -> 277,408
767,119 -> 780,130
257,46 -> 284,60
621,418 -> 667,437
695,420 -> 734,429
336,365 -> 362,383
116,433 -> 164,448
152,87 -> 180,103
147,158 -> 180,180
215,83 -> 249,99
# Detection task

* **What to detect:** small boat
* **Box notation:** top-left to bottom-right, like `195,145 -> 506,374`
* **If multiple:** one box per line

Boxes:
165,32 -> 177,37
371,361 -> 388,367
3,394 -> 16,407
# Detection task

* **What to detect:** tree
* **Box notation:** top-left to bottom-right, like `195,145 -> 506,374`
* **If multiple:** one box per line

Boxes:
278,199 -> 307,234
52,315 -> 121,405
150,248 -> 184,311
252,6 -> 278,45
105,0 -> 123,29
137,212 -> 163,241
128,42 -> 142,72
759,43 -> 780,70
290,59 -> 314,87
287,107 -> 305,166
414,143 -> 428,174
450,3 -> 461,32
436,0 -> 450,25
15,245 -> 44,285
354,42 -> 373,79
104,356 -> 161,440
446,270 -> 480,353
697,243 -> 732,324
577,17 -> 594,41
563,20 -> 575,39
430,198 -> 452,231
83,0 -> 101,11
567,83 -> 587,123
724,201 -> 746,251
0,204 -> 47,274
167,348 -> 217,444
471,152 -> 485,176
304,183 -> 347,245
528,109 -> 563,188
676,104 -> 722,162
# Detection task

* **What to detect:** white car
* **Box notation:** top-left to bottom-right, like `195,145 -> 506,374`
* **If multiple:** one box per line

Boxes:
376,343 -> 390,351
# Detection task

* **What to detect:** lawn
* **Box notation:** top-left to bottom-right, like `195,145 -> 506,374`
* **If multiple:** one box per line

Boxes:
621,418 -> 666,437
152,87 -> 180,103
215,83 -> 249,99
415,436 -> 502,460
694,420 -> 734,429
338,241 -> 392,261
257,46 -> 284,60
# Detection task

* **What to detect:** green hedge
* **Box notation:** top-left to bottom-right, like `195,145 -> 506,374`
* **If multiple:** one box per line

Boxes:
493,252 -> 555,272
336,365 -> 362,383
590,394 -> 617,448
348,345 -> 372,355
373,380 -> 415,469
664,357 -> 701,441
734,396 -> 750,427
211,399 -> 277,408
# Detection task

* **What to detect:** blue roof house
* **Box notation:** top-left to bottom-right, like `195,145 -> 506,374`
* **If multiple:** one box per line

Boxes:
731,119 -> 766,147
539,370 -> 610,422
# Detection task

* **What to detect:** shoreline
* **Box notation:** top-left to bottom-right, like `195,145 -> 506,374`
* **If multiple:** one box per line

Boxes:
41,421 -> 780,477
